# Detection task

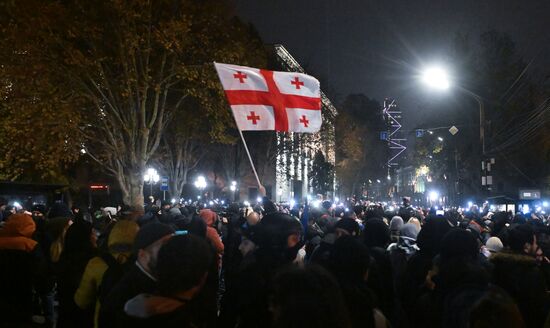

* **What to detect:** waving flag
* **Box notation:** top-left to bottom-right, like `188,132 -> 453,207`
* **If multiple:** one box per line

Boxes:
214,63 -> 322,133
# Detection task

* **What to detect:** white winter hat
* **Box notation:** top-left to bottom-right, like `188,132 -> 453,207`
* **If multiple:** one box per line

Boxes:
485,236 -> 504,253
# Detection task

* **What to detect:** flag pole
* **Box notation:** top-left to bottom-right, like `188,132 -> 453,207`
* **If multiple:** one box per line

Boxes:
236,127 -> 262,189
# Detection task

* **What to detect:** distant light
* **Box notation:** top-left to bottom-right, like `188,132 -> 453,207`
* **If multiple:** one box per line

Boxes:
377,179 -> 381,183
290,199 -> 296,208
171,198 -> 176,204
307,195 -> 312,201
231,181 -> 237,186
209,201 -> 214,206
194,175 -> 207,189
80,148 -> 86,154
256,197 -> 262,203
277,189 -> 283,196
197,196 -> 201,200
243,201 -> 250,207
13,201 -> 21,209
389,206 -> 395,212
221,200 -> 225,205
313,200 -> 320,208
422,66 -> 450,90
522,204 -> 529,214
429,191 -> 439,202
335,197 -> 339,202
345,208 -> 349,212
230,185 -> 236,191
387,175 -> 391,180
543,201 -> 549,207
438,137 -> 444,142
428,131 -> 434,135
468,201 -> 473,208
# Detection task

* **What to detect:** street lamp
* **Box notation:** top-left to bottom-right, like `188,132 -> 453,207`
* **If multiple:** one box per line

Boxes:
420,65 -> 485,155
194,175 -> 207,199
143,168 -> 160,198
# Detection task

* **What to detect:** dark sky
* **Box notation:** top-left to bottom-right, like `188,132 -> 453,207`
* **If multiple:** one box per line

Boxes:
236,0 -> 550,130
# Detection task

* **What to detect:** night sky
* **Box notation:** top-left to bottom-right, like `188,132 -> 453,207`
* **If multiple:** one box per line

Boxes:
236,0 -> 550,131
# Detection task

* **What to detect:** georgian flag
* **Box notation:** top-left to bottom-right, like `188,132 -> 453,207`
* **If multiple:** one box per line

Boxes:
214,63 -> 322,133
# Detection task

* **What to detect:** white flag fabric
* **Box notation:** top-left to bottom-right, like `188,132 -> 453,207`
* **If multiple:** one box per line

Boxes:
214,63 -> 322,132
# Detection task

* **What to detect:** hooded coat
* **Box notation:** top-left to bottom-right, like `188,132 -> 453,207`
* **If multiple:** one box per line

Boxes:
199,209 -> 224,255
0,214 -> 43,322
74,220 -> 139,328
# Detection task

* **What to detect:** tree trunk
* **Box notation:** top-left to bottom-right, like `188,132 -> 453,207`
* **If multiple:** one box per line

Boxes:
120,170 -> 145,210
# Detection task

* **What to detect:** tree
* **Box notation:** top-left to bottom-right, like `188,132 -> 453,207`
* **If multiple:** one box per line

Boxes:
0,0 -> 265,208
310,151 -> 334,196
335,94 -> 385,197
448,30 -> 550,197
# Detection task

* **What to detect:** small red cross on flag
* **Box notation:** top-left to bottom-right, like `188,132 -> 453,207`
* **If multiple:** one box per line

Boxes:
214,63 -> 322,133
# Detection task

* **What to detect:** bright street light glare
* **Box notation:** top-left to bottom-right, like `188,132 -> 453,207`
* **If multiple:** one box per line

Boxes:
422,66 -> 450,90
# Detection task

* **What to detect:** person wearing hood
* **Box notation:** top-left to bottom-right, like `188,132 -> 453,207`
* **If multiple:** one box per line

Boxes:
199,209 -> 224,256
389,216 -> 404,243
362,218 -> 394,323
328,236 -> 388,328
56,220 -> 98,328
417,228 -> 490,328
398,217 -> 451,327
0,213 -> 44,324
387,221 -> 421,317
99,222 -> 174,328
74,220 -> 139,328
218,212 -> 303,328
122,234 -> 214,328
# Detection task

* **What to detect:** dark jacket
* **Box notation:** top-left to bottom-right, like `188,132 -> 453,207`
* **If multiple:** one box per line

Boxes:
121,294 -> 199,328
99,263 -> 157,328
491,250 -> 549,328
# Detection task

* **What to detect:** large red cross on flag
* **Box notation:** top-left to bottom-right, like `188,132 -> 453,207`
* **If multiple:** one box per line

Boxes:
214,63 -> 322,133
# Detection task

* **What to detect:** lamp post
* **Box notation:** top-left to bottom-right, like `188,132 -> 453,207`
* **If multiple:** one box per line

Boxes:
143,168 -> 160,198
194,175 -> 207,200
421,66 -> 487,200
421,66 -> 485,155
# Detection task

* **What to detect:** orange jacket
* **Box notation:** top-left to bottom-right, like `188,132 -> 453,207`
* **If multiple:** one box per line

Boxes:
0,213 -> 37,252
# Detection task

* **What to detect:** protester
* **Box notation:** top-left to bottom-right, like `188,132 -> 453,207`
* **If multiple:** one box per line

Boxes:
0,213 -> 43,325
56,220 -> 98,328
122,234 -> 214,327
100,222 -> 174,327
269,265 -> 352,328
219,212 -> 302,328
491,224 -> 549,328
200,208 -> 225,256
74,220 -> 139,328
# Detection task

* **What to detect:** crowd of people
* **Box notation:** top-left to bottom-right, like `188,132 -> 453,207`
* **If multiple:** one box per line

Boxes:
0,195 -> 549,328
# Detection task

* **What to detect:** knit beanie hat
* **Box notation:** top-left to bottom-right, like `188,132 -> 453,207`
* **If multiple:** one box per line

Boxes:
134,222 -> 175,252
440,228 -> 478,261
334,218 -> 360,236
485,236 -> 503,253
